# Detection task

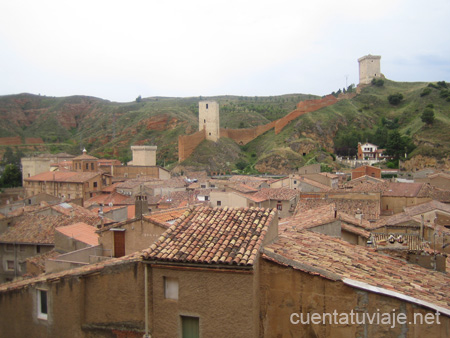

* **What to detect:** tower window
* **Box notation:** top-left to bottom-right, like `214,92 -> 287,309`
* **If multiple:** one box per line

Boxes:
206,104 -> 209,109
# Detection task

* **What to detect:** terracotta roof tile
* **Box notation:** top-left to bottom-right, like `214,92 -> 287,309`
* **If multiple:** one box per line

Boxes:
142,206 -> 276,267
263,229 -> 450,312
55,222 -> 99,246
251,187 -> 298,201
24,171 -> 101,183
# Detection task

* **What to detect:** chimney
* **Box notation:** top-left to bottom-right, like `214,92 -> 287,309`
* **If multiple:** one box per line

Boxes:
135,194 -> 149,219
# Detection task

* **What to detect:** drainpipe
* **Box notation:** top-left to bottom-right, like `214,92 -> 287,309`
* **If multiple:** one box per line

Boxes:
144,263 -> 151,338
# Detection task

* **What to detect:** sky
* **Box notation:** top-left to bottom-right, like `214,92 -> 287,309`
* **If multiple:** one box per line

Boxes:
1,0 -> 449,102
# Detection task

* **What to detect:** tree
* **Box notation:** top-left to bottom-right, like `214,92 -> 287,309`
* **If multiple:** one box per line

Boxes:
421,107 -> 435,125
0,164 -> 22,188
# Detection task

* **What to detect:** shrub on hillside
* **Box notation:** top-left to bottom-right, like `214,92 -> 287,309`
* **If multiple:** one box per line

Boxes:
420,87 -> 431,97
371,78 -> 384,87
388,93 -> 404,105
421,107 -> 435,125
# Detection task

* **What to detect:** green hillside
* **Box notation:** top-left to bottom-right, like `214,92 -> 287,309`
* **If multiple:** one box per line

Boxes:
0,79 -> 449,174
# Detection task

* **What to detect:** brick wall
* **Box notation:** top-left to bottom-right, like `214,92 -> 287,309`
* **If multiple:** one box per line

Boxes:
0,137 -> 22,145
178,129 -> 206,162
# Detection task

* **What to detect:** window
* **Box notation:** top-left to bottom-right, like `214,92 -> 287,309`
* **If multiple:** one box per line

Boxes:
86,163 -> 89,170
6,260 -> 14,271
5,244 -> 14,252
93,182 -> 98,188
205,196 -> 209,201
217,201 -> 221,206
164,277 -> 179,300
277,202 -> 282,211
210,184 -> 215,188
201,184 -> 206,188
206,103 -> 208,109
91,163 -> 94,170
181,316 -> 199,338
36,245 -> 41,254
37,289 -> 48,320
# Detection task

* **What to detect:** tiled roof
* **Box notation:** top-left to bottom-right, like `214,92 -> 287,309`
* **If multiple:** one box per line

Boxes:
0,214 -> 102,244
251,187 -> 298,201
430,187 -> 450,203
403,200 -> 450,216
262,229 -> 450,313
144,206 -> 191,225
72,153 -> 98,160
383,182 -> 429,197
84,191 -> 135,208
116,177 -> 160,189
340,223 -> 370,238
295,176 -> 332,191
279,204 -> 337,232
23,249 -> 59,278
142,206 -> 276,267
158,191 -> 197,208
24,171 -> 100,183
55,222 -> 99,246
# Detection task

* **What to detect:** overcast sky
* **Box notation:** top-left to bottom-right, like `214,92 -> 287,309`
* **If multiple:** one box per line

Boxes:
1,0 -> 449,102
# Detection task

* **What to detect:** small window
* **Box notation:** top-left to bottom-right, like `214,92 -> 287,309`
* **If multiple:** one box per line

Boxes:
36,245 -> 41,254
206,104 -> 208,109
182,316 -> 199,338
85,163 -> 89,170
164,277 -> 179,300
37,289 -> 48,320
93,182 -> 98,188
205,196 -> 209,201
201,185 -> 206,188
293,180 -> 297,184
91,163 -> 94,170
204,119 -> 206,123
210,184 -> 215,188
217,201 -> 222,206
277,203 -> 282,211
6,260 -> 14,271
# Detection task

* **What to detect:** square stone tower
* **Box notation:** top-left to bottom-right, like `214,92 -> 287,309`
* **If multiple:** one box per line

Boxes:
358,54 -> 381,85
130,146 -> 157,166
198,101 -> 220,142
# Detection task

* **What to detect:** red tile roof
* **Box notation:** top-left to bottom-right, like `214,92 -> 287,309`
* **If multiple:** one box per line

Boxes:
144,207 -> 191,224
263,229 -> 450,313
251,187 -> 298,201
55,222 -> 99,246
0,214 -> 102,245
383,182 -> 430,197
142,206 -> 276,267
24,171 -> 101,183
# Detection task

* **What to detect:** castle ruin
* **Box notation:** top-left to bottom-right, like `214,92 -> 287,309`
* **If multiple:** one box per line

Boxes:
358,54 -> 381,85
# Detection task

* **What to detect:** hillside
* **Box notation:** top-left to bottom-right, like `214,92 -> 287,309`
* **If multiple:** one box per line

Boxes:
1,80 -> 449,174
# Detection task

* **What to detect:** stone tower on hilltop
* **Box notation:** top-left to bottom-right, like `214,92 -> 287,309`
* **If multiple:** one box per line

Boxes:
358,54 -> 381,85
198,101 -> 220,142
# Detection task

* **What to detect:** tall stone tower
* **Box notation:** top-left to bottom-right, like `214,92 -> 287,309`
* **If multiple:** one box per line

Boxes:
198,101 -> 220,142
358,54 -> 381,85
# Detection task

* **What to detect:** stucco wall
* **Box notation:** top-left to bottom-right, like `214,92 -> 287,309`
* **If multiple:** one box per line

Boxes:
259,259 -> 449,338
382,196 -> 432,215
